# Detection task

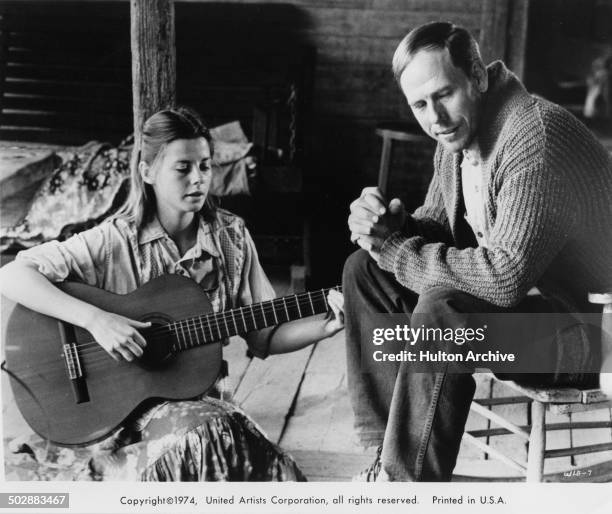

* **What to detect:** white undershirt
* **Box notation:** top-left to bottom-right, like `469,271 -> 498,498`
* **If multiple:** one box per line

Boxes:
461,146 -> 490,248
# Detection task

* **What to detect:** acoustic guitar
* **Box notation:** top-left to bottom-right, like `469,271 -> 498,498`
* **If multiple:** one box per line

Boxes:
2,274 -> 340,446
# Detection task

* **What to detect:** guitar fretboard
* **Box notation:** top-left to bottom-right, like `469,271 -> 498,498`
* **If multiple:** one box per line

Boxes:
169,287 -> 341,351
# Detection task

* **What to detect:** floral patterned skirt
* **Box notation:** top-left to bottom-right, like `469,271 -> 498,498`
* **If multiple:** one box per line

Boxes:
4,398 -> 305,482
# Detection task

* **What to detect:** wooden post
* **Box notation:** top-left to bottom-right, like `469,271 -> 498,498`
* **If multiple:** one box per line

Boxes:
478,0 -> 510,66
478,0 -> 530,80
506,0 -> 530,80
130,0 -> 176,152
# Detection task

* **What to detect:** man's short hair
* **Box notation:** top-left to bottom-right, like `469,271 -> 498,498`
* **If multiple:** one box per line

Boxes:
392,22 -> 483,83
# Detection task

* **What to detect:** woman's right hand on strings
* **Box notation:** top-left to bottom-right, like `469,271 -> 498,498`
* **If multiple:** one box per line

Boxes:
84,309 -> 151,362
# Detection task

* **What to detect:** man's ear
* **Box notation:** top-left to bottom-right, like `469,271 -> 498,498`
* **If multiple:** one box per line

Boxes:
471,61 -> 488,93
139,161 -> 154,185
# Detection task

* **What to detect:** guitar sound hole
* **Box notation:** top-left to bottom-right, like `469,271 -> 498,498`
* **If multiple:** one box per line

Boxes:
138,321 -> 175,370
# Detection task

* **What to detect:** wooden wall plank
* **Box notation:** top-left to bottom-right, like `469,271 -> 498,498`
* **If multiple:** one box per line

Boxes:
178,0 -> 373,8
311,30 -> 483,65
6,63 -> 130,83
314,89 -> 408,120
478,0 -> 510,65
372,0 -> 483,12
506,0 -> 530,79
302,8 -> 480,39
0,127 -> 126,145
3,93 -> 131,113
316,63 -> 394,92
4,79 -> 129,101
1,110 -> 132,131
313,35 -> 396,66
0,14 -> 8,115
8,31 -> 128,50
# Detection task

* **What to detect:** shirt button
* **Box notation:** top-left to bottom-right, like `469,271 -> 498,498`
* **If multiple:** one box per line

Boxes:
477,231 -> 483,238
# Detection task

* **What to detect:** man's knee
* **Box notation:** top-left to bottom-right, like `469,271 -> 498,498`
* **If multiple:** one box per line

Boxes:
413,286 -> 469,316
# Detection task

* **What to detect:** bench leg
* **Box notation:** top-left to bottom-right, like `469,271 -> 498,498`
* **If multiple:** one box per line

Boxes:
526,400 -> 546,482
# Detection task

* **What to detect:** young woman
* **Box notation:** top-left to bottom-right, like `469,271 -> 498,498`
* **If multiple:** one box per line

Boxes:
0,107 -> 344,481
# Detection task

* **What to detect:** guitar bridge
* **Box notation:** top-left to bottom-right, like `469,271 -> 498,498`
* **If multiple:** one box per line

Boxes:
63,343 -> 81,380
59,323 -> 90,404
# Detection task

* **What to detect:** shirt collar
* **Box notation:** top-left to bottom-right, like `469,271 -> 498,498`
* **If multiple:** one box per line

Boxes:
138,216 -> 166,245
138,215 -> 220,259
462,139 -> 482,166
192,215 -> 220,259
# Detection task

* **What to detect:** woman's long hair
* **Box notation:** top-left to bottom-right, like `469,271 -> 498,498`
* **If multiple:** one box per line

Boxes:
114,106 -> 215,227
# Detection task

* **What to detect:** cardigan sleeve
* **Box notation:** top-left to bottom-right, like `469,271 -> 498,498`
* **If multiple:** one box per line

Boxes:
378,127 -> 576,308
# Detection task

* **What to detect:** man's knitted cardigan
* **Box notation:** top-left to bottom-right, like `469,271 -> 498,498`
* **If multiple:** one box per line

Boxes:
379,62 -> 612,317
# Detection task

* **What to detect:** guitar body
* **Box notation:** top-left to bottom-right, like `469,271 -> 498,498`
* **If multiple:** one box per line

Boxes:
3,274 -> 221,447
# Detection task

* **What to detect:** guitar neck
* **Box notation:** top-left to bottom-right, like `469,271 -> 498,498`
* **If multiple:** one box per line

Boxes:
170,286 -> 341,350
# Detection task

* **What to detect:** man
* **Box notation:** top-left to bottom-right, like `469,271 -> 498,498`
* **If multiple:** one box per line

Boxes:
344,21 -> 612,481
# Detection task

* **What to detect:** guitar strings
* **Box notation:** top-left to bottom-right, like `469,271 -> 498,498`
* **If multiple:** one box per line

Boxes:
74,298 -> 333,368
6,293 -> 336,376
6,288 -> 342,374
72,288 -> 339,356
